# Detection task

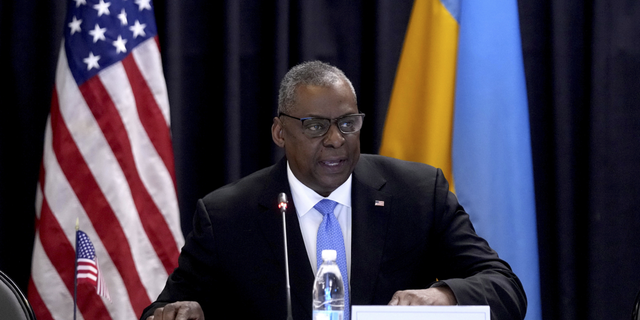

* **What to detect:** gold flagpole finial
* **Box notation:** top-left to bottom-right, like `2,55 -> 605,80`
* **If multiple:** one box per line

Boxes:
75,218 -> 79,231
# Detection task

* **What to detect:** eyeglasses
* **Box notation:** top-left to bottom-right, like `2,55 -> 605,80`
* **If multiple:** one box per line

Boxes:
279,112 -> 365,138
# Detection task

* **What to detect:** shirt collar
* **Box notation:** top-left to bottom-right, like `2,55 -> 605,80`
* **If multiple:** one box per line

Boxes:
286,161 -> 352,217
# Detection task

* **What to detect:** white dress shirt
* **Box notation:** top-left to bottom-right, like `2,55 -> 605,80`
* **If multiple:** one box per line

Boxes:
286,162 -> 352,277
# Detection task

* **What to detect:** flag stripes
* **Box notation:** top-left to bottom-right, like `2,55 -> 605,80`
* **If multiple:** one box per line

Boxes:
28,278 -> 54,320
379,0 -> 459,186
80,60 -> 178,275
132,38 -> 171,126
32,237 -> 84,320
95,261 -> 110,304
29,1 -> 183,316
34,118 -> 112,319
35,200 -> 111,319
51,81 -> 153,313
125,47 -> 176,182
76,260 -> 99,282
76,230 -> 112,302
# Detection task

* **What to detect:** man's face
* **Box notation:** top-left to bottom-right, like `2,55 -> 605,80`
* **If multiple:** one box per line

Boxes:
272,80 -> 360,197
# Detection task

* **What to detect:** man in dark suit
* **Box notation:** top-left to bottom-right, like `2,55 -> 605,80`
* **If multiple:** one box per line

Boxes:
142,61 -> 527,320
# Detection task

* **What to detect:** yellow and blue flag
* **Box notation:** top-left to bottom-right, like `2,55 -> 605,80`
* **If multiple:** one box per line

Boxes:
380,1 -> 540,319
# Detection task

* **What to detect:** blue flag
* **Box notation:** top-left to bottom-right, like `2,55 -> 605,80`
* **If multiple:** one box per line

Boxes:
452,2 -> 541,320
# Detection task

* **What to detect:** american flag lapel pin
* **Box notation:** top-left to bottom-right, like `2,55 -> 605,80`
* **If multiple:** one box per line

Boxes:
374,200 -> 385,207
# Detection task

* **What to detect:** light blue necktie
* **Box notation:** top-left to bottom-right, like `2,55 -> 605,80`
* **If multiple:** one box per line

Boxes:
315,199 -> 350,320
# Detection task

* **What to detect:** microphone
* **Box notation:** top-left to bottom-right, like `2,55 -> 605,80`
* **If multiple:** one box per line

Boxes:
278,192 -> 294,320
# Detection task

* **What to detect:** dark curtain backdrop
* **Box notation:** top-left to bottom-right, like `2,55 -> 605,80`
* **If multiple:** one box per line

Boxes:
2,1 -> 640,320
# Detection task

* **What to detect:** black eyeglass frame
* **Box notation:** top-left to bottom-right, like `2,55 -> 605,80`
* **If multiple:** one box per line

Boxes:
278,112 -> 366,137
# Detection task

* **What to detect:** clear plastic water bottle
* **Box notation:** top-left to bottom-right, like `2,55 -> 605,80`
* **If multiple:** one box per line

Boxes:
313,249 -> 345,320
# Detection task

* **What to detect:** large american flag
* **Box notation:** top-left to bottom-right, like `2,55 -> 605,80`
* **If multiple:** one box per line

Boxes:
28,0 -> 184,319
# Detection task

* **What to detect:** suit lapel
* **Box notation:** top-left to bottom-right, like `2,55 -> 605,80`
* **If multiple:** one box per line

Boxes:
350,156 -> 391,305
256,158 -> 314,319
256,156 -> 391,313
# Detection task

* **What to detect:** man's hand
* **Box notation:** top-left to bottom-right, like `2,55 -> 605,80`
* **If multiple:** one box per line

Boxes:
146,301 -> 205,320
388,287 -> 458,306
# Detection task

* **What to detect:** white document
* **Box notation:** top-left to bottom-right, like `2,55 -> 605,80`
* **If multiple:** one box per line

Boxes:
351,305 -> 490,320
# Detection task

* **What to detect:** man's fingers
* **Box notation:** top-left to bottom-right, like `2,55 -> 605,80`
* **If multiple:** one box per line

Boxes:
162,303 -> 179,319
387,288 -> 456,306
150,303 -> 179,320
388,292 -> 399,306
172,301 -> 205,320
175,306 -> 194,320
151,306 -> 165,320
150,301 -> 205,320
389,290 -> 418,305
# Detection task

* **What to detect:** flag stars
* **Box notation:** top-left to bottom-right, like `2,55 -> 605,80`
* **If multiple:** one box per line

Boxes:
118,8 -> 128,25
83,52 -> 101,70
113,35 -> 128,53
68,16 -> 82,35
88,24 -> 107,43
135,0 -> 152,11
93,0 -> 111,17
129,20 -> 146,38
74,0 -> 86,7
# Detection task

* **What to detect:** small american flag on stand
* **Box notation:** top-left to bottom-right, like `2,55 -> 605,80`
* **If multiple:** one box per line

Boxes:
76,230 -> 111,302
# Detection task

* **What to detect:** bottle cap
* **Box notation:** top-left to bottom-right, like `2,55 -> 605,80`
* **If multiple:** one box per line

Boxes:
321,249 -> 337,262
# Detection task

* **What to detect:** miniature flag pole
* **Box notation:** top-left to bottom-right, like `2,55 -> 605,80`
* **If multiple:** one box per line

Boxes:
74,218 -> 79,320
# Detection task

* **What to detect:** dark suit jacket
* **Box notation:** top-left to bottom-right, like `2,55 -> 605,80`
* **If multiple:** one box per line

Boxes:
141,155 -> 527,319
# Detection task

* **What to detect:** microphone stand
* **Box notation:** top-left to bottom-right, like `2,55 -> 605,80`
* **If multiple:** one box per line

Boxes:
278,193 -> 294,320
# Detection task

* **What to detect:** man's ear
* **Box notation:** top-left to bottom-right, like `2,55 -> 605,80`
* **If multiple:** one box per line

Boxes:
272,117 -> 285,148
